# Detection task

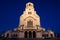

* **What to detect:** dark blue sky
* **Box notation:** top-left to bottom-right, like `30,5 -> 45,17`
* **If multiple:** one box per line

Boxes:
0,0 -> 60,34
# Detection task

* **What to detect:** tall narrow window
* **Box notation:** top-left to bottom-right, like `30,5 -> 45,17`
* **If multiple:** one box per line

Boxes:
27,20 -> 33,27
29,31 -> 32,38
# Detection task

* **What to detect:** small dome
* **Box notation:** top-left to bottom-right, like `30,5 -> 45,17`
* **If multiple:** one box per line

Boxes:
26,2 -> 34,7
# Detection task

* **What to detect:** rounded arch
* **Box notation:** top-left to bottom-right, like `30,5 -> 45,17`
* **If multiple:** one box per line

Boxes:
29,31 -> 32,38
24,16 -> 36,21
24,31 -> 28,38
33,31 -> 36,38
50,33 -> 54,38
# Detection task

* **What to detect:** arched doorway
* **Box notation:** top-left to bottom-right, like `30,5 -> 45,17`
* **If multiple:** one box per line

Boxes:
50,34 -> 53,38
33,31 -> 36,38
6,33 -> 9,37
24,31 -> 36,38
29,31 -> 32,38
24,31 -> 28,38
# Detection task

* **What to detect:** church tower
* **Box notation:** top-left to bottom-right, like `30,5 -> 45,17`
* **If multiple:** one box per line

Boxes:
19,2 -> 41,29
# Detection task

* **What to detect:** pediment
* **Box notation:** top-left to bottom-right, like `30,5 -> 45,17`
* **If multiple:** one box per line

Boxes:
24,16 -> 36,21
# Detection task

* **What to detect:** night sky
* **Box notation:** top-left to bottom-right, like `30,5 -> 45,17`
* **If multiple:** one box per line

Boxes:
0,0 -> 60,34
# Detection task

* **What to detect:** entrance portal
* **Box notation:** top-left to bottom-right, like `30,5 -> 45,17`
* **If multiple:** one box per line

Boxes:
33,31 -> 36,38
24,31 -> 36,38
29,31 -> 32,38
24,31 -> 28,38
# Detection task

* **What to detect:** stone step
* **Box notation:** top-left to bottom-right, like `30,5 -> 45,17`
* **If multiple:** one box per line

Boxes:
1,38 -> 60,40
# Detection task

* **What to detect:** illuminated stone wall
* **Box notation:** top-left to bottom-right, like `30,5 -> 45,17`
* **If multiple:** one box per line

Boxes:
19,2 -> 40,29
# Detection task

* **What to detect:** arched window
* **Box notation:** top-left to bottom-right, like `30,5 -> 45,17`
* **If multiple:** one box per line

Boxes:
29,31 -> 32,38
28,12 -> 32,14
33,31 -> 36,38
27,20 -> 33,27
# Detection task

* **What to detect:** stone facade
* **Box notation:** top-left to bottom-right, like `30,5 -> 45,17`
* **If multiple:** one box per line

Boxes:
4,2 -> 55,38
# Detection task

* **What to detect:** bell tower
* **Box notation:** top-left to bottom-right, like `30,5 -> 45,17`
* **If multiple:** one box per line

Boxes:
25,2 -> 35,13
19,2 -> 41,29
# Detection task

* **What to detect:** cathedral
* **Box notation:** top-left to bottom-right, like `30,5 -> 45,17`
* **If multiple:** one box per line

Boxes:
4,2 -> 55,38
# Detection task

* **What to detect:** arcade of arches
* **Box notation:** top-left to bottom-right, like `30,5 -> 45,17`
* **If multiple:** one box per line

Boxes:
24,31 -> 36,38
